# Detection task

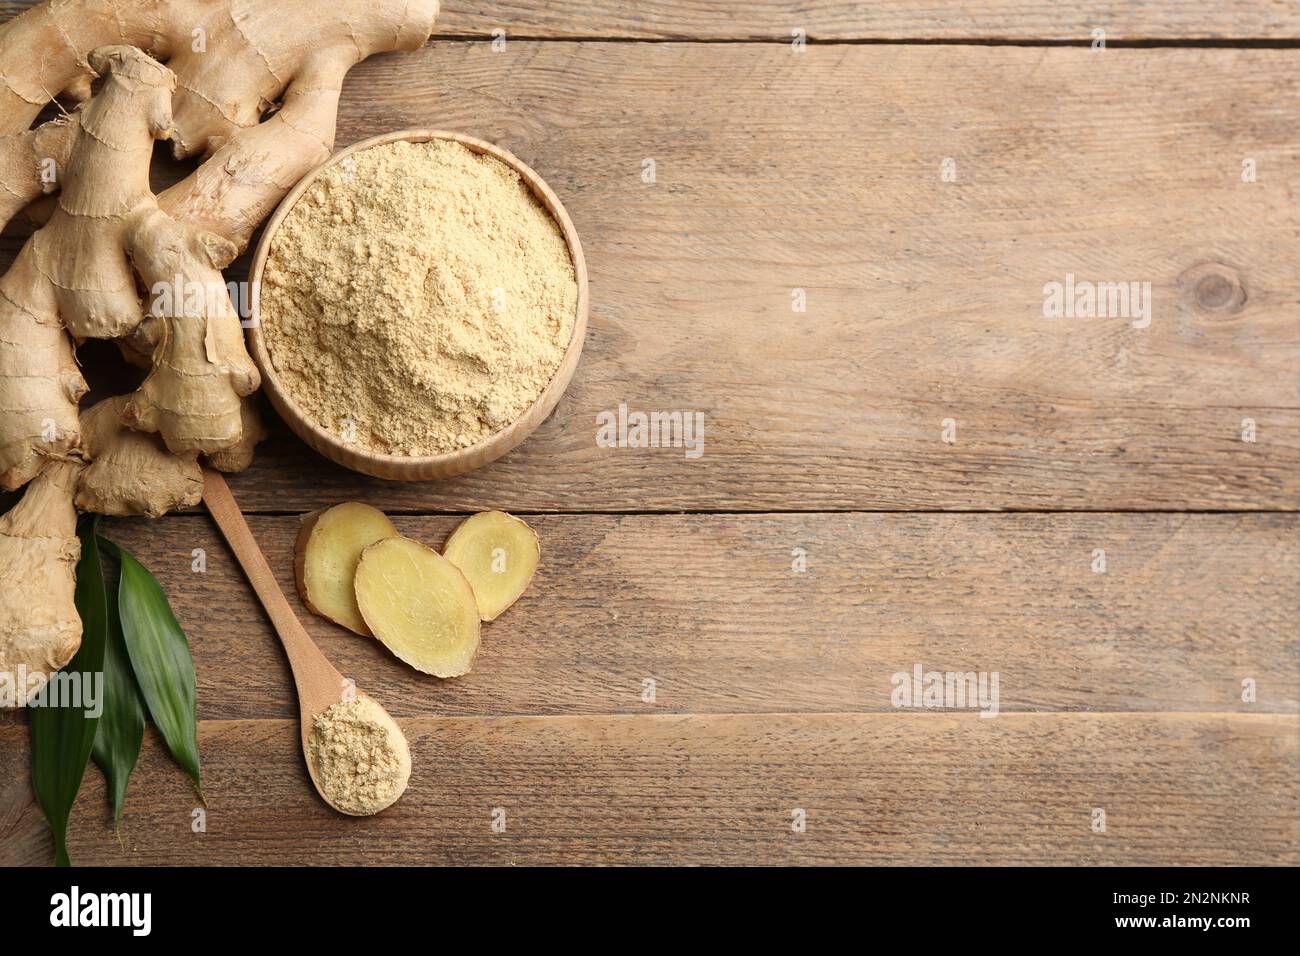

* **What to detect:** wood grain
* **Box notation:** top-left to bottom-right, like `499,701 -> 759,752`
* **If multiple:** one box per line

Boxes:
432,1 -> 1300,40
2,41 -> 1296,512
22,511 -> 1283,721
189,41 -> 1297,513
4,2 -> 1300,40
1,3 -> 1296,870
1,712 -> 1295,865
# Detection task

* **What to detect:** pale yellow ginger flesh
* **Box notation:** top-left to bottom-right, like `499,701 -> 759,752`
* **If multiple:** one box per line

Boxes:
442,511 -> 540,621
295,502 -> 398,636
0,460 -> 81,707
355,536 -> 481,678
307,694 -> 411,816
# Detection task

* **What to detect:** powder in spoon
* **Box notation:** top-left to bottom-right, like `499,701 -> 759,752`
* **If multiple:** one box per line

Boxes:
260,138 -> 578,456
307,695 -> 412,815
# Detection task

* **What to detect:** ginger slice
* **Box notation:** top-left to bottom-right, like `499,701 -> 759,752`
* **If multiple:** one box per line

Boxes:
295,502 -> 397,636
355,537 -> 481,678
442,511 -> 541,622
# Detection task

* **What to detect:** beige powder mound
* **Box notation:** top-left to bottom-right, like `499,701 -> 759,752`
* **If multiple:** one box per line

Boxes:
261,139 -> 577,456
308,694 -> 412,815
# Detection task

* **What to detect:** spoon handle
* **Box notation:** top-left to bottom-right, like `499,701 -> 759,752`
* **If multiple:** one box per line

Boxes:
202,469 -> 344,705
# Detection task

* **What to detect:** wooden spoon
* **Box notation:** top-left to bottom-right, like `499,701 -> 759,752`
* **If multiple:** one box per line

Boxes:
202,468 -> 397,815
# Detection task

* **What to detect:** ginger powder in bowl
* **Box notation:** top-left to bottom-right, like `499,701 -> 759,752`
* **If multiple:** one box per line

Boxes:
251,131 -> 587,480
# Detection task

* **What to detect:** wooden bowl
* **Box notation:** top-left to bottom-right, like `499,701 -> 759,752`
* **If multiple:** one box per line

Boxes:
246,130 -> 588,481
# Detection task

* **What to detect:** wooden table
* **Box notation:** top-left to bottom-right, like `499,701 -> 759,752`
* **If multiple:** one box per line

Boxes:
1,1 -> 1297,866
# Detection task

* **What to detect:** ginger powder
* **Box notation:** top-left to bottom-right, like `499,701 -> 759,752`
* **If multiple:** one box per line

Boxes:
308,695 -> 411,815
261,139 -> 577,456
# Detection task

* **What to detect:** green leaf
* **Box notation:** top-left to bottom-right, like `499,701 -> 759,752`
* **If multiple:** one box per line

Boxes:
91,540 -> 145,829
108,540 -> 202,797
30,518 -> 109,867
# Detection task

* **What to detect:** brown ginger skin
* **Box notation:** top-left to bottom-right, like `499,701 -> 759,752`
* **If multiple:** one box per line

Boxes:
206,398 -> 270,473
0,287 -> 85,490
0,116 -> 78,236
121,203 -> 261,454
0,459 -> 82,706
77,396 -> 203,517
31,45 -> 173,341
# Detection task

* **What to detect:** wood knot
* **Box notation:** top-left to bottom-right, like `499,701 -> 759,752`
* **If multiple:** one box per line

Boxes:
1179,262 -> 1247,315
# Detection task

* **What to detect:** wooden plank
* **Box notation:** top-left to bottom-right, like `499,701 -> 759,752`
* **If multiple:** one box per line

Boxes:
4,1 -> 1300,41
189,41 -> 1297,513
433,1 -> 1300,40
2,41 -> 1297,512
6,511 -> 1278,721
1,712 -> 1295,865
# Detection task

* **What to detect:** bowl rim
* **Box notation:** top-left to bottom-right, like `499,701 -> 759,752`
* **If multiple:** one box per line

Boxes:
246,128 -> 589,480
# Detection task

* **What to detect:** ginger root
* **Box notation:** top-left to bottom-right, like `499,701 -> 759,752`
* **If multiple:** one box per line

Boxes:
205,399 -> 269,474
0,459 -> 82,706
1,0 -> 441,246
295,502 -> 398,636
0,0 -> 442,513
120,203 -> 260,455
442,512 -> 541,621
355,536 -> 481,678
76,396 -> 203,518
0,284 -> 85,490
0,43 -> 261,477
30,45 -> 173,342
0,43 -> 172,490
